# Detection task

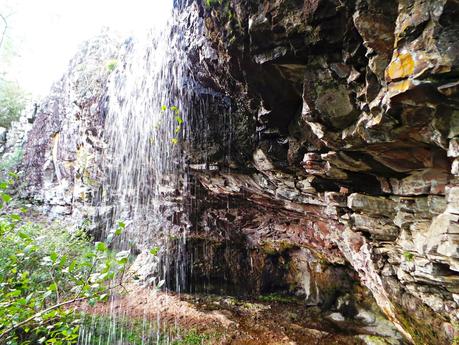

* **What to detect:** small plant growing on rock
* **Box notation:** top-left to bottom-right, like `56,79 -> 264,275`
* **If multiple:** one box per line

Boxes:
204,0 -> 223,8
159,105 -> 184,145
403,251 -> 414,262
105,58 -> 118,72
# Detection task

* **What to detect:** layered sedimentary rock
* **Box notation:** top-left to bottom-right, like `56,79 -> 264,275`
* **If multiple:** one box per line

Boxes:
19,33 -> 121,220
179,0 -> 459,343
7,0 -> 459,344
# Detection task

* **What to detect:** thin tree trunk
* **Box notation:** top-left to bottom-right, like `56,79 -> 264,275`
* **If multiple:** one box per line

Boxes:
0,14 -> 7,52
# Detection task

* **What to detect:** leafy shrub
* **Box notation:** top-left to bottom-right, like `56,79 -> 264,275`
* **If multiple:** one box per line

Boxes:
0,147 -> 23,179
0,179 -> 129,345
80,315 -> 215,345
172,330 -> 213,345
159,105 -> 184,145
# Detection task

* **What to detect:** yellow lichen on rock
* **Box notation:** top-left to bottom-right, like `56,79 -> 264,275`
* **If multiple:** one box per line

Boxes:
385,51 -> 415,81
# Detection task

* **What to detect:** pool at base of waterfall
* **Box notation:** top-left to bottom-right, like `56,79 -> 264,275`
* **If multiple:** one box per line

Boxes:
76,285 -> 399,345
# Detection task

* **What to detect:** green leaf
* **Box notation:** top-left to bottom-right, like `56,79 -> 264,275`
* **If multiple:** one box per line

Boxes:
9,289 -> 22,297
161,105 -> 167,112
95,242 -> 108,252
149,247 -> 160,256
50,252 -> 58,263
84,252 -> 96,259
18,231 -> 31,240
115,250 -> 130,265
171,137 -> 178,145
68,260 -> 77,272
114,221 -> 125,236
175,116 -> 183,125
8,171 -> 18,179
10,213 -> 21,221
1,193 -> 12,203
59,255 -> 67,267
105,59 -> 118,72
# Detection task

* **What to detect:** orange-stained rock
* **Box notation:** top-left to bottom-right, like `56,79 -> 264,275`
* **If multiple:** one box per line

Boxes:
386,52 -> 415,82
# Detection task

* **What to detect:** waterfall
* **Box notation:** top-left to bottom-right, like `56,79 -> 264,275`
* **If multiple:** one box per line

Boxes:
97,3 -> 194,268
80,3 -> 202,343
92,0 -> 229,294
77,0 -> 237,341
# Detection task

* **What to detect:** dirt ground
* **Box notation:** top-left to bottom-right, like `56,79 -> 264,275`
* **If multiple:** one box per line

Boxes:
75,284 -> 389,344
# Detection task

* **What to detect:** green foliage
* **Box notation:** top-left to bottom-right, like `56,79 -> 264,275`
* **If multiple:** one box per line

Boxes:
105,59 -> 118,72
0,147 -> 23,179
403,251 -> 414,262
204,0 -> 223,8
149,247 -> 160,256
79,315 -> 148,344
257,293 -> 299,304
80,314 -> 217,345
0,79 -> 28,128
158,105 -> 184,145
172,330 -> 212,345
0,180 -> 129,344
452,322 -> 459,345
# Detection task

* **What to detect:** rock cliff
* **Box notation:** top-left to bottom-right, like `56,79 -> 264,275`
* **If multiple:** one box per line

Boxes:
4,1 -> 459,344
182,0 -> 459,343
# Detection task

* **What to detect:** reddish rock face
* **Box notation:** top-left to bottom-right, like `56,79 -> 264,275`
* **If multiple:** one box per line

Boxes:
189,0 -> 459,343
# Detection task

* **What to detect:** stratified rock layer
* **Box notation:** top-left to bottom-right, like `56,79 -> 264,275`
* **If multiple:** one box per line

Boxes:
181,0 -> 459,343
20,33 -> 121,221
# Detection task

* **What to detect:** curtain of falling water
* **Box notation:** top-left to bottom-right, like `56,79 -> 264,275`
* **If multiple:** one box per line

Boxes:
80,4 -> 202,343
100,21 -> 190,251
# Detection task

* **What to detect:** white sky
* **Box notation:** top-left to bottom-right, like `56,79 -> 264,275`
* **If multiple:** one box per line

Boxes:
0,0 -> 172,96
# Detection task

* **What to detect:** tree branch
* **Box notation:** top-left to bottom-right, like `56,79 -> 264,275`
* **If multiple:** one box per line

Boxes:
0,280 -> 125,341
0,14 -> 8,52
0,297 -> 86,340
